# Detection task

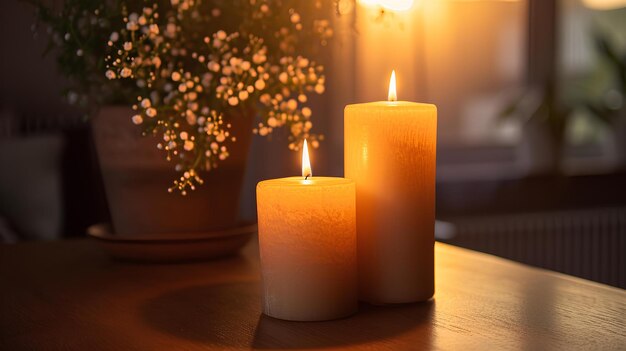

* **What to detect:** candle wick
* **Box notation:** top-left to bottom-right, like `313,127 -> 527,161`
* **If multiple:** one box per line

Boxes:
305,175 -> 310,180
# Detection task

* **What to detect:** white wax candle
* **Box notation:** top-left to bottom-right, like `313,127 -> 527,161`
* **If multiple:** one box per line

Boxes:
256,142 -> 358,321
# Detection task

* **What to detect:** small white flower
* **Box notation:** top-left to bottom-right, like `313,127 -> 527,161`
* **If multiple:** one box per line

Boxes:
131,114 -> 143,125
110,32 -> 119,42
290,13 -> 300,24
171,71 -> 181,81
105,70 -> 116,80
123,42 -> 132,51
267,117 -> 277,127
120,67 -> 132,78
302,107 -> 312,117
207,61 -> 220,72
146,107 -> 157,117
184,140 -> 194,151
126,21 -> 139,31
255,79 -> 266,90
186,110 -> 197,125
228,97 -> 239,106
76,49 -> 83,57
179,131 -> 188,140
141,98 -> 151,108
238,91 -> 249,101
279,72 -> 288,84
216,30 -> 226,40
252,53 -> 266,64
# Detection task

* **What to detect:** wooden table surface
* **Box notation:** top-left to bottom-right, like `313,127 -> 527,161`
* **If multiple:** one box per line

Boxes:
1,237 -> 624,350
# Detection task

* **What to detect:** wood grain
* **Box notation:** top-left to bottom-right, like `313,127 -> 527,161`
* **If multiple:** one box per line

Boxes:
1,238 -> 624,350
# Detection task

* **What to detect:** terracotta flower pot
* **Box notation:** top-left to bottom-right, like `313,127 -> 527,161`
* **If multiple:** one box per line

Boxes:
92,106 -> 254,238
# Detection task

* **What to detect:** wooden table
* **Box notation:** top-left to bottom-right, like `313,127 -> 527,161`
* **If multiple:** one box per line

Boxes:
1,238 -> 624,350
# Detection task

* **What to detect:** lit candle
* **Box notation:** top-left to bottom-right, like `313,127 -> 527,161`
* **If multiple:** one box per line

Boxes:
344,70 -> 437,304
256,141 -> 358,321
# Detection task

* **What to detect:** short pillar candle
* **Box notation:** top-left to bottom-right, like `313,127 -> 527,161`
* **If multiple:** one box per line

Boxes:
256,141 -> 358,321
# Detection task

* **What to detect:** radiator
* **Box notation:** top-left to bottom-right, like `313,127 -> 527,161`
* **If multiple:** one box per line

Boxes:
442,207 -> 626,289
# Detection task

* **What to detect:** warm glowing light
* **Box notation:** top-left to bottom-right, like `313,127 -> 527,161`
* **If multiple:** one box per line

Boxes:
388,70 -> 397,102
302,139 -> 312,179
582,0 -> 626,9
359,0 -> 415,11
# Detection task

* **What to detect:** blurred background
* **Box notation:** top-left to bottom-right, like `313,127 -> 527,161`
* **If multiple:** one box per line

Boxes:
1,0 -> 625,288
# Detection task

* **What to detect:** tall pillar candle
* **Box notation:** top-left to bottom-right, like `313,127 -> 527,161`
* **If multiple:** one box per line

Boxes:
344,71 -> 437,304
256,141 -> 358,321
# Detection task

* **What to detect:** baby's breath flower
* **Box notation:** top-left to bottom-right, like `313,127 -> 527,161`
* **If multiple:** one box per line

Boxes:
120,67 -> 132,78
279,72 -> 288,84
287,99 -> 297,111
184,140 -> 194,151
126,21 -> 139,31
131,114 -> 143,125
101,2 -> 330,193
255,79 -> 266,90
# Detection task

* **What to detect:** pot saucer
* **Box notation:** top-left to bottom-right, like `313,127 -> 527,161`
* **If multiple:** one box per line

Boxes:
87,222 -> 256,263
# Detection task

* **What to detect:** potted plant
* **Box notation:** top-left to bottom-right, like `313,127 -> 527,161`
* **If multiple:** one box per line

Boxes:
29,0 -> 337,243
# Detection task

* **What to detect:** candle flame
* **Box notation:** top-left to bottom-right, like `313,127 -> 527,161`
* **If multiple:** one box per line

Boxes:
388,70 -> 397,102
302,139 -> 312,179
